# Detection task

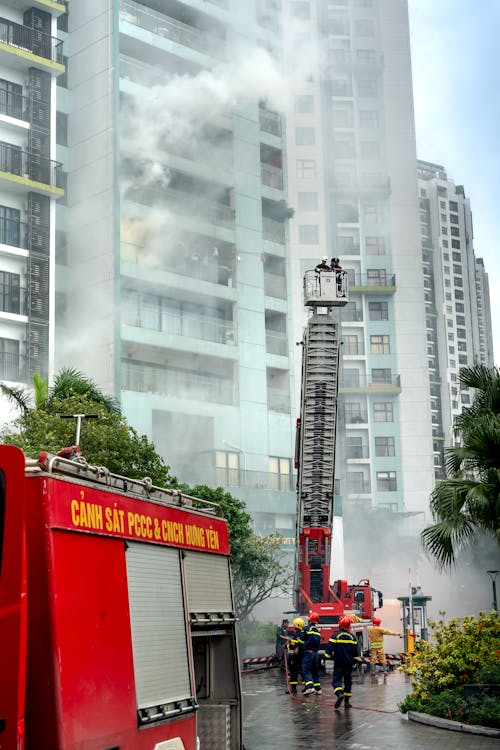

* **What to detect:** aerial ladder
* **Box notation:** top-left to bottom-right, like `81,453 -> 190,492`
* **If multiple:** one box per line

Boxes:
294,269 -> 382,651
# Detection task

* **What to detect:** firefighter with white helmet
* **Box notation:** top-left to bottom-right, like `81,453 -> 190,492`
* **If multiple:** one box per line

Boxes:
286,617 -> 305,695
324,615 -> 360,708
368,617 -> 401,673
315,256 -> 330,271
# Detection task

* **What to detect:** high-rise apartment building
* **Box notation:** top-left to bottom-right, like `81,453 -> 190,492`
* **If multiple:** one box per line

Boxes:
0,1 -> 66,399
284,0 -> 435,526
55,1 -> 297,538
417,159 -> 494,477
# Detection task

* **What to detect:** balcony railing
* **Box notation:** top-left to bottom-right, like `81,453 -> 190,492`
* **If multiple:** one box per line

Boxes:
346,478 -> 372,494
0,17 -> 64,64
120,0 -> 226,60
0,219 -> 49,252
122,361 -> 236,405
265,330 -> 288,356
174,465 -> 296,491
0,144 -> 63,189
332,174 -> 391,191
349,273 -> 396,288
328,49 -> 384,67
0,285 -> 28,316
0,90 -> 29,121
259,108 -> 282,137
267,386 -> 291,413
341,374 -> 401,390
125,186 -> 235,230
346,446 -> 370,459
341,308 -> 363,322
263,217 -> 285,244
123,305 -> 237,345
0,351 -> 26,381
264,271 -> 287,299
261,163 -> 283,190
344,411 -> 368,424
343,341 -> 365,355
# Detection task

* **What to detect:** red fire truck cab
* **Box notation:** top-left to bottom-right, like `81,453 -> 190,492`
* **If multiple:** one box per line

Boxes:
0,445 -> 242,750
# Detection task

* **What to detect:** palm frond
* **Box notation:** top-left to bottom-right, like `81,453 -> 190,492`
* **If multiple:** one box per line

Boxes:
0,383 -> 31,413
421,517 -> 476,569
49,367 -> 120,413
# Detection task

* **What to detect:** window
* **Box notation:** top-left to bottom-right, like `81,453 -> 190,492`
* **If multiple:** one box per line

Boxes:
455,290 -> 464,300
442,240 -> 449,247
440,213 -> 447,222
375,436 -> 395,457
377,471 -> 397,491
449,201 -> 458,211
331,102 -> 354,127
0,270 -> 21,314
346,436 -> 364,459
269,456 -> 292,491
364,204 -> 383,223
457,328 -> 466,339
56,111 -> 68,146
0,79 -> 22,120
452,251 -> 461,261
0,336 -> 20,379
359,110 -> 379,128
449,213 -> 459,224
330,78 -> 353,96
295,95 -> 314,113
368,300 -> 388,320
358,79 -> 378,97
373,402 -> 393,422
0,205 -> 20,247
454,276 -> 463,287
450,226 -> 460,236
57,11 -> 68,31
456,315 -> 465,326
57,56 -> 68,88
367,268 -> 387,286
0,141 -> 21,176
371,368 -> 392,384
453,264 -> 462,274
296,127 -> 315,145
215,451 -> 240,486
345,402 -> 364,423
365,236 -> 385,255
343,368 -> 360,388
347,471 -> 367,494
299,225 -> 319,244
344,334 -> 361,355
297,192 -> 318,210
296,159 -> 316,178
291,1 -> 310,18
455,303 -> 464,313
337,203 -> 358,222
370,335 -> 390,354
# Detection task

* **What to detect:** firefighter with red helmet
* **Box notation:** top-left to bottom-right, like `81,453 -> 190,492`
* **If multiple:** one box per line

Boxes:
324,615 -> 360,708
369,617 -> 401,673
286,617 -> 305,695
298,611 -> 322,695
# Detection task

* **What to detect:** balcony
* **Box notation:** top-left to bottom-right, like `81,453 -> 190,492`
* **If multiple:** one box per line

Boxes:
0,218 -> 49,253
267,386 -> 290,413
0,17 -> 64,73
346,478 -> 372,495
0,350 -> 26,381
261,163 -> 283,191
349,273 -> 396,293
341,307 -> 363,322
344,410 -> 368,424
122,360 -> 236,405
327,49 -> 384,68
174,465 -> 295,491
346,446 -> 370,459
331,174 -> 391,194
343,340 -> 365,356
341,373 -> 401,392
259,108 -> 282,138
0,89 -> 30,122
0,285 -> 28,316
263,217 -> 285,244
0,144 -> 64,197
264,271 -> 287,300
123,305 -> 237,346
119,0 -> 226,61
124,186 -> 235,231
265,330 -> 288,356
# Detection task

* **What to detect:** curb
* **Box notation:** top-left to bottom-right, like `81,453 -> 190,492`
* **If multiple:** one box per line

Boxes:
408,710 -> 500,738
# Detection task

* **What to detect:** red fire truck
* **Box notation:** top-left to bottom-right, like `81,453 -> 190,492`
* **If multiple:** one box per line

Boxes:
0,445 -> 242,750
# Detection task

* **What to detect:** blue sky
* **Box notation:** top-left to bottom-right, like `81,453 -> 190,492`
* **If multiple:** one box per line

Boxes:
408,0 -> 500,365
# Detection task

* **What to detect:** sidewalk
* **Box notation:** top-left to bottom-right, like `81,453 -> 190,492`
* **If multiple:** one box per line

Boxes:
242,667 -> 500,749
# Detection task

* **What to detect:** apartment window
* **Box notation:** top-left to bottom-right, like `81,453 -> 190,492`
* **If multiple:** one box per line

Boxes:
367,268 -> 387,286
337,203 -> 358,222
296,159 -> 316,178
359,110 -> 379,128
368,301 -> 388,320
365,236 -> 385,255
455,303 -> 464,313
448,346 -> 455,354
0,205 -> 20,247
344,368 -> 360,388
444,279 -> 451,287
441,227 -> 448,235
453,264 -> 462,275
440,213 -> 447,222
346,436 -> 364,459
344,334 -> 361,355
57,12 -> 69,31
298,192 -> 318,210
295,95 -> 314,113
364,204 -> 383,223
371,368 -> 392,384
450,226 -> 460,236
0,79 -> 22,120
373,402 -> 393,422
456,315 -> 465,326
375,436 -> 395,457
57,56 -> 68,88
0,336 -> 20,379
330,78 -> 353,96
299,225 -> 319,244
331,102 -> 354,127
442,240 -> 449,247
452,251 -> 461,261
454,290 -> 464,300
296,127 -> 315,145
215,451 -> 240,486
0,270 -> 21,314
370,334 -> 390,354
292,1 -> 310,18
347,472 -> 366,493
269,456 -> 292,491
358,79 -> 378,97
449,214 -> 459,224
56,111 -> 68,147
345,402 -> 364,423
377,471 -> 397,491
457,328 -> 466,339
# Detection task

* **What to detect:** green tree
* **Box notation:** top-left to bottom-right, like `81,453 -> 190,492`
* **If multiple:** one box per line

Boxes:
422,365 -> 500,568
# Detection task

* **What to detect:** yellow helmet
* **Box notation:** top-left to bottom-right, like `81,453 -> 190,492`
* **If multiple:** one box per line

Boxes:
293,617 -> 305,629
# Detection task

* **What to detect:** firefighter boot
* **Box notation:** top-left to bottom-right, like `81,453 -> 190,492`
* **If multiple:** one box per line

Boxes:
344,697 -> 351,708
334,690 -> 344,709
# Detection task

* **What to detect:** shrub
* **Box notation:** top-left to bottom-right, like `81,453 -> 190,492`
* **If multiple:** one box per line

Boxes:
399,687 -> 500,728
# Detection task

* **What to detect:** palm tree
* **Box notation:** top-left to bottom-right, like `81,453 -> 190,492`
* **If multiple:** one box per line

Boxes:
422,364 -> 500,568
0,367 -> 119,416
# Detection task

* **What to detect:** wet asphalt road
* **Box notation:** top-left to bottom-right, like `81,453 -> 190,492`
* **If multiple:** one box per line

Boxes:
242,667 -> 499,750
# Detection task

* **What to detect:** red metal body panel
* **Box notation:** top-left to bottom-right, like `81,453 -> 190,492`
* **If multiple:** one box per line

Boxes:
0,446 -> 28,750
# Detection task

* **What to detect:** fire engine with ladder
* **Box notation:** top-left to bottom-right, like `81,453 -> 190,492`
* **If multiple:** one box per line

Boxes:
293,269 -> 383,655
0,443 -> 242,750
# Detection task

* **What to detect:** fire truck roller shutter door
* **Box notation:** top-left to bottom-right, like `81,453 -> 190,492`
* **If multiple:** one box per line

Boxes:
184,551 -> 234,619
126,542 -> 195,715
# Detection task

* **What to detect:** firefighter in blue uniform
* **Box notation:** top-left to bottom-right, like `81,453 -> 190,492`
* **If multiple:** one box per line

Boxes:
324,615 -> 360,708
285,617 -> 305,694
298,611 -> 322,695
